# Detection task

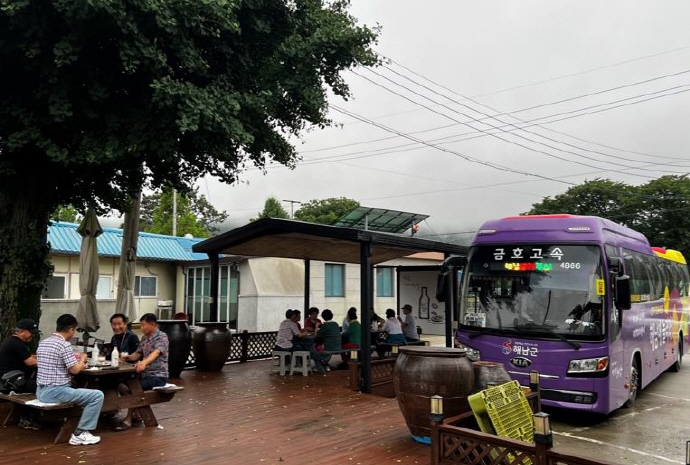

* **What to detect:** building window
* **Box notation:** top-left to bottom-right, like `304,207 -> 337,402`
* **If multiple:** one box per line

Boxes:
185,265 -> 239,326
134,276 -> 157,297
42,275 -> 67,299
376,267 -> 394,297
325,264 -> 345,297
96,276 -> 113,300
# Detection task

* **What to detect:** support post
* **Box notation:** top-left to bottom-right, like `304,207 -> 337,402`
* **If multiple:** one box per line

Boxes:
304,259 -> 310,314
360,241 -> 372,394
208,253 -> 219,321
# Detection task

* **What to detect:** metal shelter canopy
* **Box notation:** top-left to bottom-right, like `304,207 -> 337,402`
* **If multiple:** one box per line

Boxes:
334,206 -> 429,234
192,218 -> 467,394
193,218 -> 461,264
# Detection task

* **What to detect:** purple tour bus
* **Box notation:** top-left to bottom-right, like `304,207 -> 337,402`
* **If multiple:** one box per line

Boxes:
453,214 -> 689,414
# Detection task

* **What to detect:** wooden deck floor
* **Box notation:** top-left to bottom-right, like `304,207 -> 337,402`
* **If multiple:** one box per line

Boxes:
0,360 -> 430,465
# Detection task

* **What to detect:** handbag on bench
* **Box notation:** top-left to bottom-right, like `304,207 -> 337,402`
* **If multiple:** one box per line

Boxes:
0,370 -> 28,393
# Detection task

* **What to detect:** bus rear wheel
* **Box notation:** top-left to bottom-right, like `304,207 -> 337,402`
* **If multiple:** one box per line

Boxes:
669,339 -> 683,372
625,359 -> 640,408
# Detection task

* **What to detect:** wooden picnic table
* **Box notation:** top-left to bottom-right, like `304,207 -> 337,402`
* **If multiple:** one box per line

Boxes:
0,365 -> 182,444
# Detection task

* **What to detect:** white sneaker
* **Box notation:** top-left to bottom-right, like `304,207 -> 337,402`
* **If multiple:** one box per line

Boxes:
69,431 -> 101,445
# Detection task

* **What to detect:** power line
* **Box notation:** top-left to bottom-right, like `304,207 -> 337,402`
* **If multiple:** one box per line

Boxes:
354,68 -> 667,178
383,59 -> 690,165
329,103 -> 575,187
303,59 -> 690,167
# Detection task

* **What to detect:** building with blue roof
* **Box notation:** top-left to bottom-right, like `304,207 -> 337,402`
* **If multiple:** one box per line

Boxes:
40,222 -> 448,341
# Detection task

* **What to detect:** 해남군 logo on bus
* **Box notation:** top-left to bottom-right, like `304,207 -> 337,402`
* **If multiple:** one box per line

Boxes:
510,357 -> 532,368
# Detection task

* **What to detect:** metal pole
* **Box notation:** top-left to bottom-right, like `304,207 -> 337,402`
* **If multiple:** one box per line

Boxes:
360,241 -> 372,393
172,188 -> 177,236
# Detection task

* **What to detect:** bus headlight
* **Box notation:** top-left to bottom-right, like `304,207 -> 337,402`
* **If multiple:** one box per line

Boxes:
457,343 -> 481,361
568,356 -> 609,374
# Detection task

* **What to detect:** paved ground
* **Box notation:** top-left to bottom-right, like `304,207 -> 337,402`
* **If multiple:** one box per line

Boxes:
424,333 -> 690,465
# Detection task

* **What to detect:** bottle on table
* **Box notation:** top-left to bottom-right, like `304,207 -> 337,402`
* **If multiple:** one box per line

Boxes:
111,346 -> 119,368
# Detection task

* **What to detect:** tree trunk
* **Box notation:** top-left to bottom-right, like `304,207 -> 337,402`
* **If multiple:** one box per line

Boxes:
0,174 -> 55,340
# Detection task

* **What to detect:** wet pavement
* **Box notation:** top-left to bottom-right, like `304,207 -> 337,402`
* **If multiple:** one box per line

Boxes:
547,366 -> 690,465
424,335 -> 690,465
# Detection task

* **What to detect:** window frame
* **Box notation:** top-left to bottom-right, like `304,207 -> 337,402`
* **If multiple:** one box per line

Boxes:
325,263 -> 345,297
134,275 -> 158,297
375,267 -> 394,297
42,274 -> 68,300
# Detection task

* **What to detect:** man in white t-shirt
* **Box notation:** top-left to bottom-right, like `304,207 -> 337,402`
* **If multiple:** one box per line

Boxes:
400,304 -> 419,342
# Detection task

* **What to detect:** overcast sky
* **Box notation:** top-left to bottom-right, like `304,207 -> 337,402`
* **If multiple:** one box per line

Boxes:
122,1 -> 690,243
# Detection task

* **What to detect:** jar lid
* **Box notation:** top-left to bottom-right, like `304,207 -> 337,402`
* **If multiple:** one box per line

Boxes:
397,346 -> 467,357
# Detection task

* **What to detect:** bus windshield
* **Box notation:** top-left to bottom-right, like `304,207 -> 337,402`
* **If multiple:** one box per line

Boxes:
460,244 -> 605,339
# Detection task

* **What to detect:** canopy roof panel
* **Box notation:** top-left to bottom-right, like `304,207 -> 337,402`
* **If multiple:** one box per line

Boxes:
334,206 -> 429,234
193,218 -> 466,265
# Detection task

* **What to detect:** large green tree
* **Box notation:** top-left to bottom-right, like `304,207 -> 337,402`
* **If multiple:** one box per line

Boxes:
0,0 -> 378,337
139,187 -> 228,237
252,197 -> 290,221
527,178 -> 634,223
294,197 -> 359,224
526,176 -> 690,258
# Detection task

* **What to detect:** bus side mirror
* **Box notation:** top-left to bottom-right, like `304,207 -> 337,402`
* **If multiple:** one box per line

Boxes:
615,275 -> 631,310
608,256 -> 623,276
436,256 -> 467,302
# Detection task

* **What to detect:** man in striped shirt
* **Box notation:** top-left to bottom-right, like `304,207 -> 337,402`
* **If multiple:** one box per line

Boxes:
36,314 -> 104,446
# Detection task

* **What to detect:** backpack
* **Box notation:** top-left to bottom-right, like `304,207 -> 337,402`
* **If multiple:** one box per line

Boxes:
0,370 -> 27,393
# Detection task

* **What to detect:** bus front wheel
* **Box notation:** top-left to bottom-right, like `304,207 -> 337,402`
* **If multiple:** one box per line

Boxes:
625,359 -> 640,408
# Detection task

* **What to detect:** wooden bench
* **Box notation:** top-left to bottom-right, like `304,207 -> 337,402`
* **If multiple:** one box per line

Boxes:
0,382 -> 184,444
0,392 -> 80,442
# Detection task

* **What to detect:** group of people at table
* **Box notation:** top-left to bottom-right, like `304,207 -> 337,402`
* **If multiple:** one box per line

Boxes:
0,312 -> 170,445
273,304 -> 420,373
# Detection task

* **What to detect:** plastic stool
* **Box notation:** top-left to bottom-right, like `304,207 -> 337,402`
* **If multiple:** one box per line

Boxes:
272,350 -> 291,376
290,351 -> 311,376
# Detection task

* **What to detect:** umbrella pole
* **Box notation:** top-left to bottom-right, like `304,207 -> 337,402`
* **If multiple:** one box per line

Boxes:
82,331 -> 90,353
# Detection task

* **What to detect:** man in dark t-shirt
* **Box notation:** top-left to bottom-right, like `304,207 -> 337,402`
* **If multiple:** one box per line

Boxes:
0,318 -> 38,392
109,313 -> 140,356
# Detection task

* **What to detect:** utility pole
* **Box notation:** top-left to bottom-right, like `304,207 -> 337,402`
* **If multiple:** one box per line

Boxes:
282,199 -> 302,219
172,188 -> 177,236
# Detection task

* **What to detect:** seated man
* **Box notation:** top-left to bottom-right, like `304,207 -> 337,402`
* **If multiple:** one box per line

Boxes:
117,313 -> 169,431
0,318 -> 40,429
109,313 -> 139,357
274,309 -> 308,353
36,314 -> 105,445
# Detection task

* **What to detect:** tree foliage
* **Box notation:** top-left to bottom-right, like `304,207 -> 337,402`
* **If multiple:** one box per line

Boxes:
0,0 -> 378,337
526,176 -> 690,258
252,197 -> 290,221
138,188 -> 228,237
51,205 -> 81,224
294,197 -> 359,224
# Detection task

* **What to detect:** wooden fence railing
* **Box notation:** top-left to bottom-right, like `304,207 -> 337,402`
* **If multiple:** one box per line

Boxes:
432,410 -> 618,465
184,330 -> 278,368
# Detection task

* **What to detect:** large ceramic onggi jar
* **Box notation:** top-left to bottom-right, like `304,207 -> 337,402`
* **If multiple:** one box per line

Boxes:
393,346 -> 475,443
157,320 -> 192,378
191,322 -> 232,371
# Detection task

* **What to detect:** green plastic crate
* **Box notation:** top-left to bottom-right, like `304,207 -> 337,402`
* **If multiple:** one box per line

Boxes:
468,380 -> 534,443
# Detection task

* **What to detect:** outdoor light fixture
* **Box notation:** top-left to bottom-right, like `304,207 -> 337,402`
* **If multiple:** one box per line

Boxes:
350,350 -> 358,361
430,395 -> 444,423
686,440 -> 690,465
392,345 -> 399,355
533,412 -> 552,448
529,370 -> 540,392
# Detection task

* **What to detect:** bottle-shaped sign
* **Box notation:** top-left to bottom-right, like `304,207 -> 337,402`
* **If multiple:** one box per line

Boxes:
419,286 -> 430,319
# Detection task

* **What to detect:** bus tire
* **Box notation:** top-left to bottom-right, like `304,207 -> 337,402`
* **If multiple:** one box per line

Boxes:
625,358 -> 640,408
669,339 -> 683,372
